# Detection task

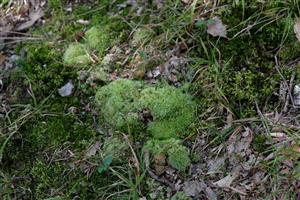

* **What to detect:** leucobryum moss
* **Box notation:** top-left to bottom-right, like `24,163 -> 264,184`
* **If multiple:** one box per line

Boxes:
63,43 -> 91,65
95,79 -> 196,139
95,79 -> 195,171
145,138 -> 191,172
139,86 -> 196,139
63,26 -> 111,66
85,26 -> 111,55
95,79 -> 143,132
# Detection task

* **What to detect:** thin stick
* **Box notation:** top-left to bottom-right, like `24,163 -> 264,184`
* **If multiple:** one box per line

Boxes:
147,169 -> 176,191
274,55 -> 295,107
283,73 -> 295,112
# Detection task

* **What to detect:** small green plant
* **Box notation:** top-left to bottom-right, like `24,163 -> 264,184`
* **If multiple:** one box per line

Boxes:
171,192 -> 192,200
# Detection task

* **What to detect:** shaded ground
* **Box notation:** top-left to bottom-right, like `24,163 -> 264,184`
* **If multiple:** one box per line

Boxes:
1,0 -> 300,199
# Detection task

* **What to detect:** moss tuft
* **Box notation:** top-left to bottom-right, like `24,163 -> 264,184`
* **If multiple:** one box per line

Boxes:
63,43 -> 91,65
145,138 -> 191,171
139,86 -> 196,139
95,79 -> 143,132
85,26 -> 111,55
167,145 -> 191,172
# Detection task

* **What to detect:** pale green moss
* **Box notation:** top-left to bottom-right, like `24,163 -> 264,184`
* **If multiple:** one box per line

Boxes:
85,26 -> 110,55
95,79 -> 143,131
63,43 -> 91,65
167,145 -> 190,172
96,80 -> 196,138
144,138 -> 181,154
145,138 -> 191,172
139,86 -> 196,139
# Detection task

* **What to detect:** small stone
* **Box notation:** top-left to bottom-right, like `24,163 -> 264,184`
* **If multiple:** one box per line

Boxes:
58,82 -> 74,97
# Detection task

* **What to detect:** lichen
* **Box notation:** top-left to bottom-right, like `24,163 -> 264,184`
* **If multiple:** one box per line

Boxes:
63,43 -> 91,65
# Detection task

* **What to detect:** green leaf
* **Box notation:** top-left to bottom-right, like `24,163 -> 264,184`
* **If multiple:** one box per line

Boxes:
97,154 -> 113,174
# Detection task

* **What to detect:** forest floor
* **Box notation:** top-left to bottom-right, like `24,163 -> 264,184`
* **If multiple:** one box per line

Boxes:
1,0 -> 300,199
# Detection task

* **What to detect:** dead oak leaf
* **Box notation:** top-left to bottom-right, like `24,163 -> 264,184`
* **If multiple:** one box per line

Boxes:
294,19 -> 300,41
207,16 -> 227,38
85,141 -> 101,157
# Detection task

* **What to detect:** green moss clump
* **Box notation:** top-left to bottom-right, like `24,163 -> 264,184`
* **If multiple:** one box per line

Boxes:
139,86 -> 196,139
95,79 -> 143,131
279,42 -> 300,62
19,43 -> 74,98
30,160 -> 65,198
145,138 -> 181,154
145,139 -> 191,172
167,145 -> 191,172
102,137 -> 129,164
96,80 -> 196,138
131,27 -> 155,47
63,43 -> 91,65
85,26 -> 110,55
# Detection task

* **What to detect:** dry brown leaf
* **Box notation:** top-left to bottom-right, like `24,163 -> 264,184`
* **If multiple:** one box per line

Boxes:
0,52 -> 6,65
85,141 -> 101,157
207,16 -> 227,38
294,19 -> 300,41
213,174 -> 236,188
16,8 -> 44,31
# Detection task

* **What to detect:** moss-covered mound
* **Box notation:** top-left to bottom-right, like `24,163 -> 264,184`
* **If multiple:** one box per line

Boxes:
145,138 -> 191,171
95,79 -> 196,138
63,43 -> 91,65
139,86 -> 196,139
95,79 -> 143,132
85,26 -> 111,55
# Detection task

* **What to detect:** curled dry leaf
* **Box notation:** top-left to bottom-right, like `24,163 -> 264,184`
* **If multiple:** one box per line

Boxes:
294,19 -> 300,42
207,16 -> 227,38
183,180 -> 217,200
85,141 -> 101,157
213,174 -> 236,188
